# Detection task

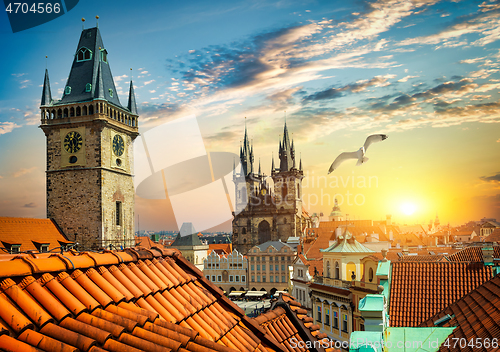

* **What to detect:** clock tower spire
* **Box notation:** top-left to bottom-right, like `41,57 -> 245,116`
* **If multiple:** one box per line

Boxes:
40,26 -> 138,250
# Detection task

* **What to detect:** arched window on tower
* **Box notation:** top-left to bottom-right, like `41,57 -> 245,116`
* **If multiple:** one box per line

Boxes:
76,47 -> 92,62
335,262 -> 340,279
282,182 -> 288,200
369,267 -> 374,282
326,261 -> 331,278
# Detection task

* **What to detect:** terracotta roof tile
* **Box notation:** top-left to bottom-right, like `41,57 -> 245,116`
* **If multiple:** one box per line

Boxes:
446,245 -> 500,262
0,246 -> 324,352
389,262 -> 493,327
0,217 -> 71,253
256,293 -> 341,352
419,274 -> 500,352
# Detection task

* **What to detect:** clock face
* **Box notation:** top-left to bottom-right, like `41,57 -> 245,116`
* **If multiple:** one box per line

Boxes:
64,131 -> 83,153
113,135 -> 124,156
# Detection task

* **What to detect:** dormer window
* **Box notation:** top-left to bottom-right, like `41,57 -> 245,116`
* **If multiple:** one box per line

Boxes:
85,83 -> 92,92
108,89 -> 113,98
101,49 -> 108,63
76,47 -> 92,62
33,241 -> 50,253
2,241 -> 21,254
65,86 -> 71,95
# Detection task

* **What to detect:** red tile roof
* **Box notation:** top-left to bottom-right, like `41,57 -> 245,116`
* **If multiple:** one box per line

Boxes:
255,294 -> 340,352
418,274 -> 500,352
445,246 -> 500,262
0,245 -> 330,352
484,229 -> 500,243
389,262 -> 493,327
208,244 -> 233,255
397,254 -> 446,262
0,217 -> 71,252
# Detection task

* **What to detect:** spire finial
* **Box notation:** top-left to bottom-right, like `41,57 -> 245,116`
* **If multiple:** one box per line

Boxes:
96,15 -> 99,28
45,55 -> 48,69
82,18 -> 85,30
130,68 -> 133,80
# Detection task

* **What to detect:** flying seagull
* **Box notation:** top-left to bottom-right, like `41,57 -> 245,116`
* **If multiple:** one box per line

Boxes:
328,134 -> 388,173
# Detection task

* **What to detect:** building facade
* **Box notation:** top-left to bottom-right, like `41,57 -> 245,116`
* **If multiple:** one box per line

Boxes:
247,240 -> 295,295
170,223 -> 208,271
232,122 -> 304,254
203,249 -> 248,293
40,27 -> 138,249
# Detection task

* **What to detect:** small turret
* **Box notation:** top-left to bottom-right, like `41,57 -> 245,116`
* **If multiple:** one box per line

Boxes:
41,69 -> 52,106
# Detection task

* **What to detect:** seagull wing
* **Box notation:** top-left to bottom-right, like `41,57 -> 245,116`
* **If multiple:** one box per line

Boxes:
363,134 -> 388,152
328,151 -> 359,173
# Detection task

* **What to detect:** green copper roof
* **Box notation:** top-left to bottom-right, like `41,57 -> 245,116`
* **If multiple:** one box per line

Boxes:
320,230 -> 375,253
359,294 -> 384,312
385,327 -> 455,352
350,331 -> 383,352
376,260 -> 391,276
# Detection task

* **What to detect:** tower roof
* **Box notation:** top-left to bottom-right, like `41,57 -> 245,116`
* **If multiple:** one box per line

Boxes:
41,69 -> 52,106
56,27 -> 124,109
127,80 -> 138,115
278,120 -> 294,172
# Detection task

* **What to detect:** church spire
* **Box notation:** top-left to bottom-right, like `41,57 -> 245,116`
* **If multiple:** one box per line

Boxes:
41,69 -> 52,106
240,118 -> 253,177
279,114 -> 294,172
127,80 -> 137,115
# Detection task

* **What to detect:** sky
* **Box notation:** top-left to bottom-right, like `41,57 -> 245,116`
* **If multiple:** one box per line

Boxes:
0,0 -> 499,232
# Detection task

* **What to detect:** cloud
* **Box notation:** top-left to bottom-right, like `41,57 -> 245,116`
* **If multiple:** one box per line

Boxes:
114,74 -> 128,82
399,3 -> 500,48
397,75 -> 419,82
480,172 -> 500,183
22,202 -> 37,208
0,122 -> 21,135
304,75 -> 393,102
144,80 -> 155,85
12,167 -> 37,178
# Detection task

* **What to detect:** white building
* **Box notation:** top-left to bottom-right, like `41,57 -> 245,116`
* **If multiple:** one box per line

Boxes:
203,249 -> 248,293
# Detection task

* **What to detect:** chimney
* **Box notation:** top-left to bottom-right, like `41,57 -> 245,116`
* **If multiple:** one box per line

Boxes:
386,214 -> 392,226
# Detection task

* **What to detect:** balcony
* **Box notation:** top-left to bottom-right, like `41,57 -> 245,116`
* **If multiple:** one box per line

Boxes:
314,276 -> 379,291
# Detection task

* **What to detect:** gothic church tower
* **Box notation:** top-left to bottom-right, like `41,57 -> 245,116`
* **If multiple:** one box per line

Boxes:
40,27 -> 139,250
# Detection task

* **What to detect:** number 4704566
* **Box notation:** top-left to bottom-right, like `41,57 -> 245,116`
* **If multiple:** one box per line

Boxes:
5,3 -> 61,14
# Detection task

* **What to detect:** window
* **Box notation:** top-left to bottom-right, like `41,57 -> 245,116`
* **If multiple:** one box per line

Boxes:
76,47 -> 92,61
263,276 -> 266,283
335,262 -> 340,279
256,256 -> 260,261
282,276 -> 286,283
325,308 -> 330,326
317,306 -> 322,323
270,276 -> 274,282
281,265 -> 285,271
242,276 -> 246,282
269,256 -> 273,262
281,257 -> 285,261
101,49 -> 108,63
270,265 -> 273,271
251,265 -> 254,271
369,267 -> 374,282
257,276 -> 261,282
257,265 -> 260,271
206,276 -> 210,280
342,314 -> 348,332
284,248 -> 288,253
275,265 -> 278,271
217,275 -> 221,282
275,275 -> 279,283
251,276 -> 255,282
360,323 -> 365,331
108,89 -> 113,98
40,244 -> 49,253
236,276 -> 240,282
85,83 -> 92,92
210,275 -> 214,282
333,312 -> 338,329
250,256 -> 254,261
229,275 -> 234,282
65,86 -> 71,95
115,202 -> 122,226
262,265 -> 266,271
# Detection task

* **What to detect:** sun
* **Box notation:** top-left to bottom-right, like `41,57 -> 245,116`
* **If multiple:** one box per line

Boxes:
401,202 -> 417,216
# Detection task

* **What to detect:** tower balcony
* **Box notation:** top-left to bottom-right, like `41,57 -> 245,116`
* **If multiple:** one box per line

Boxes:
40,100 -> 138,133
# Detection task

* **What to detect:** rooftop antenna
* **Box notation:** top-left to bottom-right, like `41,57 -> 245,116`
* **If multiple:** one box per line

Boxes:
45,55 -> 48,69
96,15 -> 99,28
81,18 -> 85,30
130,68 -> 133,80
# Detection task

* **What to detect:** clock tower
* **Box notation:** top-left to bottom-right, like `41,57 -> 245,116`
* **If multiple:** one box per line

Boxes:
40,27 -> 139,250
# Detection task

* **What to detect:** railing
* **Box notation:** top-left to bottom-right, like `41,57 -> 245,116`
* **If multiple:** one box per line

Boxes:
313,276 -> 379,291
